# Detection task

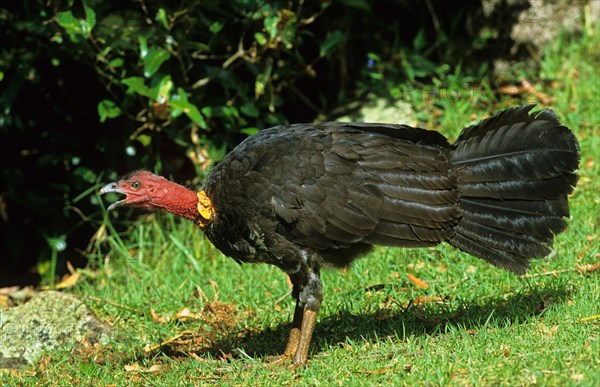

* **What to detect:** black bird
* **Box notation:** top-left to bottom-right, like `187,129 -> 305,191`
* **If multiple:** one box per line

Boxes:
101,105 -> 580,365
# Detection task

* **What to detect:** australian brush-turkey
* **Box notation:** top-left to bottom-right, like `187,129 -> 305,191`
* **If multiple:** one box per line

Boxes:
100,105 -> 579,365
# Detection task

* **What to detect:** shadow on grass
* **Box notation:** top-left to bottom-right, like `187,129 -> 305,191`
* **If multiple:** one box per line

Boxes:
201,282 -> 572,361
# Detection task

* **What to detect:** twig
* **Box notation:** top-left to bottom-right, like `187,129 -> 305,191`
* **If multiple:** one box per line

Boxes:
143,330 -> 196,353
222,33 -> 248,69
275,289 -> 293,306
520,262 -> 600,279
577,315 -> 600,323
519,268 -> 573,278
64,205 -> 91,222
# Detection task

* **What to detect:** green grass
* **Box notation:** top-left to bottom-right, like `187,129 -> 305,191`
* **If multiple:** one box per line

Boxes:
6,22 -> 600,386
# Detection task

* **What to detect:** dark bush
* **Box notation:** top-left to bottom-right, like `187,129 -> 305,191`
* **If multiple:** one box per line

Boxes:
1,0 -> 521,286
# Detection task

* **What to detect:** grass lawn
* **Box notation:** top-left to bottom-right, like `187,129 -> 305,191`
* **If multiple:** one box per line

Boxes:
5,21 -> 599,387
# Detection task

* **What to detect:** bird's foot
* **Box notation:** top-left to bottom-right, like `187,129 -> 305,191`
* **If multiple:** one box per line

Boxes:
265,353 -> 290,366
265,353 -> 307,370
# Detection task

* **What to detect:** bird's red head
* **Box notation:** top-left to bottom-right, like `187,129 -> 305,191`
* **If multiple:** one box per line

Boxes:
100,171 -> 170,211
100,171 -> 208,224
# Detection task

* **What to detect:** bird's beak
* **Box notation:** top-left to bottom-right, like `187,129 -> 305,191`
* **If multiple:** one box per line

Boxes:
100,182 -> 126,211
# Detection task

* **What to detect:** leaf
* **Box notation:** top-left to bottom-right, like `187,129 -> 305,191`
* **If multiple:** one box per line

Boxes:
97,100 -> 122,122
240,102 -> 259,118
138,36 -> 148,59
155,8 -> 169,29
137,134 -> 152,147
255,62 -> 273,98
209,21 -> 224,34
124,363 -> 141,372
54,271 -> 81,290
143,47 -> 171,77
264,16 -> 279,39
56,11 -> 84,42
413,296 -> 445,304
170,98 -> 206,128
82,3 -> 96,34
278,10 -> 297,48
108,58 -> 124,68
56,5 -> 95,41
148,75 -> 173,102
413,28 -> 427,51
254,32 -> 267,46
320,30 -> 346,57
406,273 -> 429,289
122,77 -> 151,98
241,127 -> 259,135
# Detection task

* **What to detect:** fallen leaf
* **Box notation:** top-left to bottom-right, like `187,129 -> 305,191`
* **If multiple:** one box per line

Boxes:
146,365 -> 163,373
124,363 -> 162,373
175,307 -> 202,321
498,78 -> 553,103
413,296 -> 444,304
0,286 -> 35,305
499,85 -> 521,95
0,286 -> 20,295
571,373 -> 585,382
54,271 -> 81,289
406,273 -> 429,289
219,350 -> 234,362
577,262 -> 600,273
150,308 -> 168,324
585,158 -> 595,170
124,363 -> 141,372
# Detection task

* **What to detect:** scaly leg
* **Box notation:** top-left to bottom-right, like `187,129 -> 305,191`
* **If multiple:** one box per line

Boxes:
268,267 -> 323,367
292,269 -> 323,366
266,275 -> 305,366
293,306 -> 319,365
267,302 -> 304,366
283,302 -> 304,357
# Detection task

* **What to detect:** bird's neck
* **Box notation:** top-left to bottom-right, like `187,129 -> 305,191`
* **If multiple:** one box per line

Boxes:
154,181 -> 200,222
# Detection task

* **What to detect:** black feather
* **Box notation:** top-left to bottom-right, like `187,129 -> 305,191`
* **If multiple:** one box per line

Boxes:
201,107 -> 578,275
447,106 -> 579,271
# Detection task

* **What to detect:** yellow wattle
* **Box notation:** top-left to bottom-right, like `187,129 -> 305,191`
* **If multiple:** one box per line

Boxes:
196,191 -> 215,227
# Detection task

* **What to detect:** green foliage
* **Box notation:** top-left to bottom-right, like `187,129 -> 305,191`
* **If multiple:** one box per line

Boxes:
0,0 -> 545,283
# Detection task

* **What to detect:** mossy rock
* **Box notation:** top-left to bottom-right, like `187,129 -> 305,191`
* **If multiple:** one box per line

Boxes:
0,291 -> 111,369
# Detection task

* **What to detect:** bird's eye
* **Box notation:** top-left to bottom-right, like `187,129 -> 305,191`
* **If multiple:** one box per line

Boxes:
131,181 -> 142,190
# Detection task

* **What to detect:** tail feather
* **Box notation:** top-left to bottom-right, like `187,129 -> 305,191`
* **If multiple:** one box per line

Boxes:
460,198 -> 569,239
447,105 -> 579,274
459,175 -> 578,200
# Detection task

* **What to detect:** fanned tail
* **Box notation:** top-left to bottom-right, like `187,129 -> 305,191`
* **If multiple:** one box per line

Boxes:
447,105 -> 580,274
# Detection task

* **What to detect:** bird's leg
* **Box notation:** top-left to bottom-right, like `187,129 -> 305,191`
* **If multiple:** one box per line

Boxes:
269,267 -> 323,367
283,301 -> 304,357
293,304 -> 320,365
266,274 -> 304,366
292,268 -> 323,366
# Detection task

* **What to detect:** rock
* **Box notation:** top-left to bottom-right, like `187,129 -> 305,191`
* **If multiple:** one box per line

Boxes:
480,0 -> 599,73
338,98 -> 416,124
483,0 -> 599,51
0,291 -> 111,369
